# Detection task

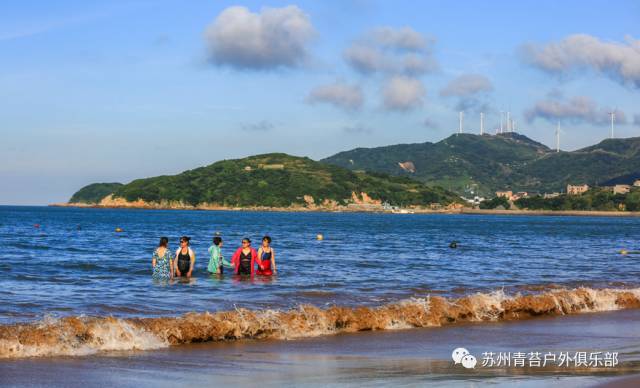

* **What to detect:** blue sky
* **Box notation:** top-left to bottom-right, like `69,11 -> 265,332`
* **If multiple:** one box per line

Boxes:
1,0 -> 639,205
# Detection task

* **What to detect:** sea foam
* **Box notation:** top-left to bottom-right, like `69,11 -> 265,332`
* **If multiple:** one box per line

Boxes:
2,287 -> 639,359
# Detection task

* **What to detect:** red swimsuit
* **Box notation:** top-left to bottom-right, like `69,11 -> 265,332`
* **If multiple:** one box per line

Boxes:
257,249 -> 273,276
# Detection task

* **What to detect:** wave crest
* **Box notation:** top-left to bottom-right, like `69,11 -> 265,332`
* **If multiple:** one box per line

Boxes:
2,287 -> 639,359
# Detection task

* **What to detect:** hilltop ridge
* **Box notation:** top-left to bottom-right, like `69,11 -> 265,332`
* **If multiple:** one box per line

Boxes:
68,153 -> 461,210
322,133 -> 640,195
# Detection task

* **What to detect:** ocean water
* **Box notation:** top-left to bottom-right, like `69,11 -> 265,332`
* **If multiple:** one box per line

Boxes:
1,206 -> 640,364
1,205 -> 639,325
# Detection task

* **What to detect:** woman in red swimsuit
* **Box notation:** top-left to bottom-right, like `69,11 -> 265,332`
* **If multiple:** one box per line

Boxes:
257,235 -> 276,276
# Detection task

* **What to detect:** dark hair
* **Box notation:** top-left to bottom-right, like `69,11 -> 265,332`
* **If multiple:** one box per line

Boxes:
242,238 -> 251,244
262,235 -> 272,243
213,236 -> 223,246
159,237 -> 169,247
180,236 -> 191,245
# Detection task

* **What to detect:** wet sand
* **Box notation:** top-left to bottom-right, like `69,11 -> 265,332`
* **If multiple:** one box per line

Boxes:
2,309 -> 639,387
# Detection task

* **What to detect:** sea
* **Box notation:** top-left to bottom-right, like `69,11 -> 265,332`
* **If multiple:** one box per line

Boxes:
1,205 -> 639,387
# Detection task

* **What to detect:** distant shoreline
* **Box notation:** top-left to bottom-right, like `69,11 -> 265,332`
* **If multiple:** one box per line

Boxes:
49,202 -> 640,217
459,208 -> 640,217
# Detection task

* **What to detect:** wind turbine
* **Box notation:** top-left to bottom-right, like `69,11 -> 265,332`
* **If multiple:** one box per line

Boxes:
608,110 -> 616,139
458,111 -> 464,135
556,122 -> 560,152
480,112 -> 484,135
499,110 -> 504,133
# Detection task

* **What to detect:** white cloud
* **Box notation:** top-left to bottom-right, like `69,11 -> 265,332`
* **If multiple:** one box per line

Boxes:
343,26 -> 437,76
440,74 -> 494,114
455,98 -> 493,114
382,76 -> 425,111
204,5 -> 315,70
370,26 -> 429,51
521,34 -> 640,88
402,53 -> 438,76
440,74 -> 493,97
306,82 -> 364,110
343,43 -> 390,74
524,95 -> 627,125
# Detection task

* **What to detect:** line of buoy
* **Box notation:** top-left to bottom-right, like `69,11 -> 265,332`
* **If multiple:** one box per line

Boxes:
316,234 -> 324,241
115,228 -> 123,233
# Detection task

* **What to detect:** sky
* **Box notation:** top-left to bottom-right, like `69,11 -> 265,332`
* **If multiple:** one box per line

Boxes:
1,0 -> 639,205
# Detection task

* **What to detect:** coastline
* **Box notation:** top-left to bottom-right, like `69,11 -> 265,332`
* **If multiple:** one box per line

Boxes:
49,202 -> 640,217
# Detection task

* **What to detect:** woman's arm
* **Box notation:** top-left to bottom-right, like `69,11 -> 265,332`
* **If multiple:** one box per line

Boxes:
251,248 -> 259,276
231,248 -> 240,270
207,246 -> 215,272
220,249 -> 233,268
257,248 -> 264,270
174,249 -> 181,277
187,249 -> 196,277
271,248 -> 277,274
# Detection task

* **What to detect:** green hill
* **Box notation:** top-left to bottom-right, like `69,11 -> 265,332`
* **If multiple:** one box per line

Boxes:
69,153 -> 461,208
322,134 -> 640,195
69,183 -> 124,204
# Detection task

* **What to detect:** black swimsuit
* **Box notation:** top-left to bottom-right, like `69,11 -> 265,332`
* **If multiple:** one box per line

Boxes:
238,251 -> 252,275
177,249 -> 191,274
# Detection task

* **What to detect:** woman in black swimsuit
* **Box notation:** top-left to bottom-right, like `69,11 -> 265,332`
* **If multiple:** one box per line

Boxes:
174,236 -> 196,278
231,238 -> 258,276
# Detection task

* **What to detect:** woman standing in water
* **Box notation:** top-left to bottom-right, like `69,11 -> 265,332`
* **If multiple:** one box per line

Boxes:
152,237 -> 174,280
256,235 -> 276,276
231,238 -> 258,276
207,236 -> 233,274
175,236 -> 196,278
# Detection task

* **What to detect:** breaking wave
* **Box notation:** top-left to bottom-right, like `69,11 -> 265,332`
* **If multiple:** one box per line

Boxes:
2,287 -> 639,359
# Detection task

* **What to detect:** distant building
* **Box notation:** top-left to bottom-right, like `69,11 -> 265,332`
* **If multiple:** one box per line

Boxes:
512,192 -> 529,201
567,184 -> 589,195
244,166 -> 253,171
496,190 -> 513,200
473,196 -> 486,204
462,196 -> 485,205
633,179 -> 640,187
543,192 -> 561,199
613,184 -> 631,195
